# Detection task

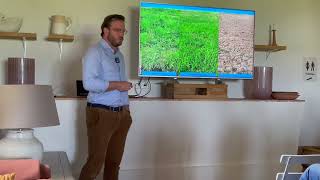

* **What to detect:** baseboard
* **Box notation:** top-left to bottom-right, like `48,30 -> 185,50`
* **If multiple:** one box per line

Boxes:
74,162 -> 280,180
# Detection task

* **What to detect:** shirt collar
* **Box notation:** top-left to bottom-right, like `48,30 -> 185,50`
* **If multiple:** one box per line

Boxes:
99,39 -> 118,54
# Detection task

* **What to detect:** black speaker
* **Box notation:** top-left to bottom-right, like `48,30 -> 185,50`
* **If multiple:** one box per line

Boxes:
76,80 -> 88,97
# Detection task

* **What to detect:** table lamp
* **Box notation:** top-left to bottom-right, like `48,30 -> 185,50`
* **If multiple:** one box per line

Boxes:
0,85 -> 59,160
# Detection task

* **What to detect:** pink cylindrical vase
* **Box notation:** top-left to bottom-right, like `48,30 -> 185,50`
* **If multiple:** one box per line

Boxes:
244,66 -> 273,99
7,57 -> 35,84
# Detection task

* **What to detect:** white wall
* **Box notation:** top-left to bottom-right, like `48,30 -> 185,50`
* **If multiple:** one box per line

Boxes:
1,0 -> 319,144
35,99 -> 304,179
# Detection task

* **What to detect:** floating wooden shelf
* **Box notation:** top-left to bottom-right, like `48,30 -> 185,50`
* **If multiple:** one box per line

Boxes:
254,45 -> 287,52
0,32 -> 37,40
47,34 -> 74,42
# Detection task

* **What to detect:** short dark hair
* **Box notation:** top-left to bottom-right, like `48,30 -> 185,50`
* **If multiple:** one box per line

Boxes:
101,14 -> 125,37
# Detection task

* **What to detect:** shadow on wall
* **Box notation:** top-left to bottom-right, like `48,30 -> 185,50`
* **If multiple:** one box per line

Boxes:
153,108 -> 192,180
0,58 -> 7,84
117,102 -> 194,180
217,118 -> 249,179
52,25 -> 99,175
51,8 -> 140,96
64,14 -> 140,177
128,7 -> 140,80
50,24 -> 99,96
0,130 -> 4,139
71,101 -> 88,179
216,108 -> 283,180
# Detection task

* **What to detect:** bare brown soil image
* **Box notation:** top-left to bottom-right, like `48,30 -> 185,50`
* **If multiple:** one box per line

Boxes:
218,14 -> 254,75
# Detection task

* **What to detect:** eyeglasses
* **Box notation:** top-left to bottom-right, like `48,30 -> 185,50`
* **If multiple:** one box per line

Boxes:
110,28 -> 128,35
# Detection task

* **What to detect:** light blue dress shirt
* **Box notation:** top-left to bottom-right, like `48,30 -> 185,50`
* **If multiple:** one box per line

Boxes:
82,39 -> 129,106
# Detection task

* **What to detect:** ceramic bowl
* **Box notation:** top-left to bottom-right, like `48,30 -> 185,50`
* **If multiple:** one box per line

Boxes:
271,92 -> 299,100
0,17 -> 23,32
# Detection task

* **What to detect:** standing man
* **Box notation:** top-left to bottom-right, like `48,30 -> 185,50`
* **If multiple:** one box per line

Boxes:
79,14 -> 132,180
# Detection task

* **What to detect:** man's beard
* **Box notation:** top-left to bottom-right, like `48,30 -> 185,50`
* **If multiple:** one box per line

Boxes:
109,37 -> 123,48
111,40 -> 122,47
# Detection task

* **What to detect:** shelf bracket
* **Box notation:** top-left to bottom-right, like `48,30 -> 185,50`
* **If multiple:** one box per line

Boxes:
266,51 -> 271,60
22,37 -> 27,58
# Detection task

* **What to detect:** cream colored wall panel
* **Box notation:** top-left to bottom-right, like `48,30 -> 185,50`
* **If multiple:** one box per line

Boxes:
1,0 -> 320,146
34,99 -> 303,180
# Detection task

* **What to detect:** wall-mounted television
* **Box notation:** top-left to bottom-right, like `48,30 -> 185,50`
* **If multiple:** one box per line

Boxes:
139,2 -> 255,79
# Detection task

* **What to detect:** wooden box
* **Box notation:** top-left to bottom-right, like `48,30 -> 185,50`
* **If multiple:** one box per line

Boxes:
165,83 -> 227,99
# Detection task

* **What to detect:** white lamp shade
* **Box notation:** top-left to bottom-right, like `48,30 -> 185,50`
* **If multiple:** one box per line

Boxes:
0,85 -> 59,129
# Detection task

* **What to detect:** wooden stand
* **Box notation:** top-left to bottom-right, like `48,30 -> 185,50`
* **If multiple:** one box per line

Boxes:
165,83 -> 228,99
272,29 -> 277,46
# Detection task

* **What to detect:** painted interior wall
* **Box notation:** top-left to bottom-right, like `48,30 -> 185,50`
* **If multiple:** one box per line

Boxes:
35,99 -> 304,179
0,0 -> 319,145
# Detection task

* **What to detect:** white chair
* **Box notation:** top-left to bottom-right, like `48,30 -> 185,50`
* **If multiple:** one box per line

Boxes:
276,154 -> 320,180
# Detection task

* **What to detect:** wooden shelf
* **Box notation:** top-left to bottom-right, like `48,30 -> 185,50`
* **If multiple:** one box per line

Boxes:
254,45 -> 287,52
47,34 -> 74,42
0,32 -> 37,40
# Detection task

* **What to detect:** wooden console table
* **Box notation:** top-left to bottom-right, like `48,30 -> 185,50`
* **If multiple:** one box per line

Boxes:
42,151 -> 74,180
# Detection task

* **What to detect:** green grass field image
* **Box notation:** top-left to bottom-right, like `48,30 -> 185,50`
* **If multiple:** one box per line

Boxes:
140,8 -> 219,74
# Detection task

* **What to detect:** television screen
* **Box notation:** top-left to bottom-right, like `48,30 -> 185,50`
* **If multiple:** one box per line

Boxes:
139,2 -> 255,79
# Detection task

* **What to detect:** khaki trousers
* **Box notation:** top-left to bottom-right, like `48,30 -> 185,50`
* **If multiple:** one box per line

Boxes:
79,106 -> 132,180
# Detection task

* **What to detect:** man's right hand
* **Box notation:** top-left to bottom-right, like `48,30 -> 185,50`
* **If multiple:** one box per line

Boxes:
107,81 -> 133,92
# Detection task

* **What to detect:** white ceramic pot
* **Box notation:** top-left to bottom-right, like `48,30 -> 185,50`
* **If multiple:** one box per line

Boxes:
50,15 -> 72,35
